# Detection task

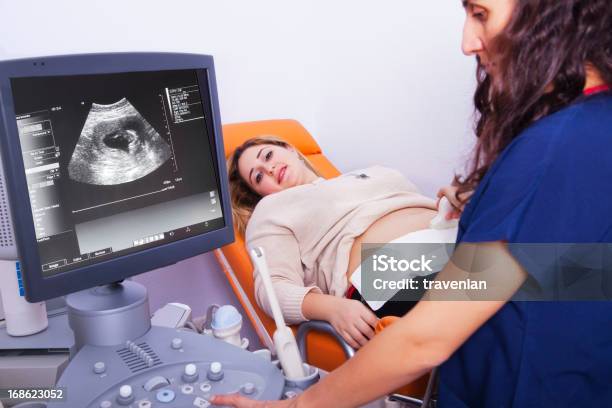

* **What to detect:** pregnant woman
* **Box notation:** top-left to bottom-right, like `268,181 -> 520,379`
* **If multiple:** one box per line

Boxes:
228,136 -> 456,349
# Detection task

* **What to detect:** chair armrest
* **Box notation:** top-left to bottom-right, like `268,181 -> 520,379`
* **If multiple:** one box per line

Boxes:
296,320 -> 355,362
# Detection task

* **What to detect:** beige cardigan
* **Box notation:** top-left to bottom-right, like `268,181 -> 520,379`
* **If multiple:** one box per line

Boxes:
245,166 -> 437,324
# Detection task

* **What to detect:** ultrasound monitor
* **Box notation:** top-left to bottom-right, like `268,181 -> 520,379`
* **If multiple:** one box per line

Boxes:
0,53 -> 234,302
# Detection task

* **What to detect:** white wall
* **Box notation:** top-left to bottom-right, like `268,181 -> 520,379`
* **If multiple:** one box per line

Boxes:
311,2 -> 477,195
0,0 -> 478,340
0,0 -> 477,196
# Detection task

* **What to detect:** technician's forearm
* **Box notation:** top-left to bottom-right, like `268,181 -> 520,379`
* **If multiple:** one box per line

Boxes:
297,318 -> 440,408
295,242 -> 525,407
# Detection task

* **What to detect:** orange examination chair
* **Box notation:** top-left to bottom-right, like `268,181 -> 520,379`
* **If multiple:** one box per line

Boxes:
214,119 -> 431,401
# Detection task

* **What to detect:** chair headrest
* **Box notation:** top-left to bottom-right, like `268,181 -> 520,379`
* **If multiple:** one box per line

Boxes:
222,119 -> 322,159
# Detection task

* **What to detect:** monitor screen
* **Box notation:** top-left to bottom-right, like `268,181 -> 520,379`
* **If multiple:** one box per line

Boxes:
9,69 -> 225,278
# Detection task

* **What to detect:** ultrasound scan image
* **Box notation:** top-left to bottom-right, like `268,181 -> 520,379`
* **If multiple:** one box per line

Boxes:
68,98 -> 171,185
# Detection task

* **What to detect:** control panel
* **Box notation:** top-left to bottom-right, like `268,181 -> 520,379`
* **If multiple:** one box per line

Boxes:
46,325 -> 285,407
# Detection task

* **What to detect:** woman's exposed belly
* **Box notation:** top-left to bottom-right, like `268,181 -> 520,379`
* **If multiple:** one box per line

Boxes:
347,207 -> 437,279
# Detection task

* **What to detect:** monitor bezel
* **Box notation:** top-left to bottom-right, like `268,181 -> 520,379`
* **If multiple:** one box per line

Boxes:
0,53 -> 234,302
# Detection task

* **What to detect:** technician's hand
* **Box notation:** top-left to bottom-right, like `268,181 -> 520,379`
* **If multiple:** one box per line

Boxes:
328,298 -> 378,349
211,393 -> 298,408
436,185 -> 473,220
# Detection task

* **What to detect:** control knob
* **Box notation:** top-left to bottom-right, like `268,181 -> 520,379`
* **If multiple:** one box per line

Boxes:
207,361 -> 224,381
143,375 -> 170,392
116,384 -> 134,405
241,382 -> 256,395
93,361 -> 106,374
171,337 -> 183,349
182,363 -> 199,382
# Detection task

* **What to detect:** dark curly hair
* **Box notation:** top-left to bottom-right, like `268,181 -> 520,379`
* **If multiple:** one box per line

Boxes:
456,0 -> 612,197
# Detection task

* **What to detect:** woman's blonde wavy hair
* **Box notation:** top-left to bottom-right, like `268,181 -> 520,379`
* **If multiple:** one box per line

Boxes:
227,136 -> 321,236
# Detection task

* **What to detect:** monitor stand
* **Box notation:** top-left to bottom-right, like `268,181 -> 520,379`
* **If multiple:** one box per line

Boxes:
65,280 -> 151,350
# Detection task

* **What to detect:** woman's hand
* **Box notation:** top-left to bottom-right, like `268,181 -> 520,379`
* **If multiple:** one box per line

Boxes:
211,394 -> 298,408
327,298 -> 379,349
436,185 -> 473,220
301,292 -> 378,349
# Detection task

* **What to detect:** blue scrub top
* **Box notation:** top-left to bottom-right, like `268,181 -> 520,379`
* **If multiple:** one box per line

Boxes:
438,91 -> 612,407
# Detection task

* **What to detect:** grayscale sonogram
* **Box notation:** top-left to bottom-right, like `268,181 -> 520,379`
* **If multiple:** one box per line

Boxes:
68,98 -> 171,185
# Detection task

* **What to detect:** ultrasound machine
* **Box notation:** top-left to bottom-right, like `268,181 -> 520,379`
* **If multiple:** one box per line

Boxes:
0,53 -> 316,408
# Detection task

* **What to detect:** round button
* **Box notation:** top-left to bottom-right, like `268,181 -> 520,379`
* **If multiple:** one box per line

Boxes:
93,361 -> 106,374
207,362 -> 224,381
284,391 -> 298,399
117,384 -> 135,405
100,401 -> 112,408
210,362 -> 222,374
185,363 -> 197,376
241,382 -> 255,395
119,385 -> 132,398
182,363 -> 199,383
156,389 -> 176,403
171,338 -> 183,349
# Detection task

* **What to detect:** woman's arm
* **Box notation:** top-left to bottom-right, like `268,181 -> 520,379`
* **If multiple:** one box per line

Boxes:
214,241 -> 527,408
249,229 -> 321,324
249,228 -> 378,346
248,223 -> 379,344
302,292 -> 378,349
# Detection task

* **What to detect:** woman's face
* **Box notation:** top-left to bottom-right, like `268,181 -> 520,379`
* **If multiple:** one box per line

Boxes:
462,0 -> 516,75
238,143 -> 312,196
